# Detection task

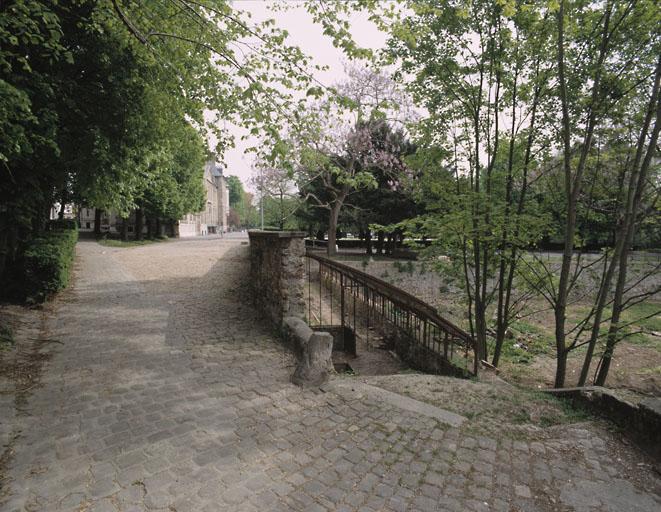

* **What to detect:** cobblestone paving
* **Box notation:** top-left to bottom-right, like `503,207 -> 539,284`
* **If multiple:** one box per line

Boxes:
1,238 -> 660,512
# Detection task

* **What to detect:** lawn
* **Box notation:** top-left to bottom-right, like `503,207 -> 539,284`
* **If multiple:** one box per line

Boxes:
97,237 -> 170,248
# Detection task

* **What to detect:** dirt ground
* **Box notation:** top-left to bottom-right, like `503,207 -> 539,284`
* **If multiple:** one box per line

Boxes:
337,253 -> 661,397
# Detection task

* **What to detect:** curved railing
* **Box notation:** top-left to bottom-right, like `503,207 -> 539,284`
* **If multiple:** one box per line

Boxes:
306,251 -> 478,377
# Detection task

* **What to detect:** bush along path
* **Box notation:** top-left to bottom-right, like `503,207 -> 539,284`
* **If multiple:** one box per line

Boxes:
3,220 -> 78,304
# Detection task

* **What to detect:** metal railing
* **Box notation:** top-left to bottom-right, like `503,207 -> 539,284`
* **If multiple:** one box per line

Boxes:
306,251 -> 477,377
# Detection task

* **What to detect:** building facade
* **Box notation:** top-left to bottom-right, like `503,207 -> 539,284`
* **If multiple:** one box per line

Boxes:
178,161 -> 230,237
76,161 -> 230,237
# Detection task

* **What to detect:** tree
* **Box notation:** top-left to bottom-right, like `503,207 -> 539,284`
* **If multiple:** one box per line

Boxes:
0,1 -> 69,280
285,66 -> 414,256
223,176 -> 259,229
376,0 -> 554,364
252,163 -> 301,230
592,57 -> 661,386
1,0 -> 323,289
530,0 -> 660,387
226,176 -> 245,208
346,123 -> 418,255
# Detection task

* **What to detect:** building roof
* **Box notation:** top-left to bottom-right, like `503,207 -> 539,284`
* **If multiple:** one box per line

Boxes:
205,160 -> 224,178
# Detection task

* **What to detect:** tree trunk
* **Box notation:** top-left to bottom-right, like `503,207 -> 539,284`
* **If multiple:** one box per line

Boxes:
595,58 -> 661,385
94,209 -> 102,236
134,208 -> 144,241
376,231 -> 385,255
474,297 -> 488,363
327,202 -> 342,257
156,217 -> 162,237
365,230 -> 372,255
146,215 -> 154,239
119,217 -> 129,242
553,0 -> 612,388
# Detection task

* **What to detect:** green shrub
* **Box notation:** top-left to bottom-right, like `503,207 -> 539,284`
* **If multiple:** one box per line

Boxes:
0,324 -> 14,350
48,218 -> 78,231
23,227 -> 78,303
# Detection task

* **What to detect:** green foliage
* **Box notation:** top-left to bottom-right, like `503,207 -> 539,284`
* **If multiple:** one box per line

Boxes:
392,260 -> 415,275
1,0 -> 321,284
0,323 -> 14,350
261,195 -> 302,231
23,226 -> 78,303
98,238 -> 168,248
226,176 -> 245,207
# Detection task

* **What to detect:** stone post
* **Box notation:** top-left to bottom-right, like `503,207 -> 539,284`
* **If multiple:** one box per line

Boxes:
248,230 -> 306,327
284,317 -> 334,387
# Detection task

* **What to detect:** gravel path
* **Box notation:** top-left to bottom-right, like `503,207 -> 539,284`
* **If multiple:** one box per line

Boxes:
0,238 -> 659,511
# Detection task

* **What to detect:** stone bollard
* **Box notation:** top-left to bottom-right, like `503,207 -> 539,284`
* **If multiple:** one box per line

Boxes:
284,317 -> 333,387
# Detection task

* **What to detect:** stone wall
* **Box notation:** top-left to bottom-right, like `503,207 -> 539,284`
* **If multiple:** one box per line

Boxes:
546,386 -> 661,461
248,230 -> 306,327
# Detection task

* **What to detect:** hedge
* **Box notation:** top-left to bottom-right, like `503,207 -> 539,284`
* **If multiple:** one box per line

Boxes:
23,224 -> 78,303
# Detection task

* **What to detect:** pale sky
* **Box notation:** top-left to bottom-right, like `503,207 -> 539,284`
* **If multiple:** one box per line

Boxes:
217,1 -> 387,190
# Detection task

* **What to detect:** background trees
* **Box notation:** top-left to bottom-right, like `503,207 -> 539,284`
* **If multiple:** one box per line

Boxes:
226,175 -> 259,229
1,0 -> 319,288
274,66 -> 416,255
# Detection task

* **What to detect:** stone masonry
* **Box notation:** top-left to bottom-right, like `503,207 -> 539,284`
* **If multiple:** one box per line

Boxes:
248,230 -> 306,327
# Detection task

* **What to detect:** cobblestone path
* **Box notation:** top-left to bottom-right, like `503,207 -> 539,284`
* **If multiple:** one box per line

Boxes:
1,238 -> 660,512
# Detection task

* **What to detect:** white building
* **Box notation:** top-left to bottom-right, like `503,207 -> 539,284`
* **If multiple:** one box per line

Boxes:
179,161 -> 230,237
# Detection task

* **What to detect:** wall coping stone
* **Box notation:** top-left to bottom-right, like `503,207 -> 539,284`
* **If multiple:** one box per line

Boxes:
248,230 -> 306,239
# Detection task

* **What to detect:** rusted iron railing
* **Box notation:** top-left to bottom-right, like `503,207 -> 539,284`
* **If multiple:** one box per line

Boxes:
306,251 -> 478,377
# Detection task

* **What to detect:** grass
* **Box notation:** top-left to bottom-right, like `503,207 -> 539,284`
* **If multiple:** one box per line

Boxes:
533,392 -> 592,426
637,365 -> 661,376
392,260 -> 415,274
618,301 -> 661,349
98,236 -> 169,248
623,301 -> 661,332
485,319 -> 554,366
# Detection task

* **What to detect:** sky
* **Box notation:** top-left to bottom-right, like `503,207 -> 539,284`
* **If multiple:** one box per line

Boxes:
217,1 -> 388,190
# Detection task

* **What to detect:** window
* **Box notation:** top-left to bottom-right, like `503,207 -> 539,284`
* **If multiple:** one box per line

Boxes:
86,222 -> 90,229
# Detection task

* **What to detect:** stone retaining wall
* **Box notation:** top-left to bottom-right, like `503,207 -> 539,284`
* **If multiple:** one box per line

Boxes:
248,230 -> 306,327
546,386 -> 661,461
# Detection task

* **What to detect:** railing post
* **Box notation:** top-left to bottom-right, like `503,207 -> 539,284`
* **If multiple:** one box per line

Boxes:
340,273 -> 345,345
423,320 -> 427,349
